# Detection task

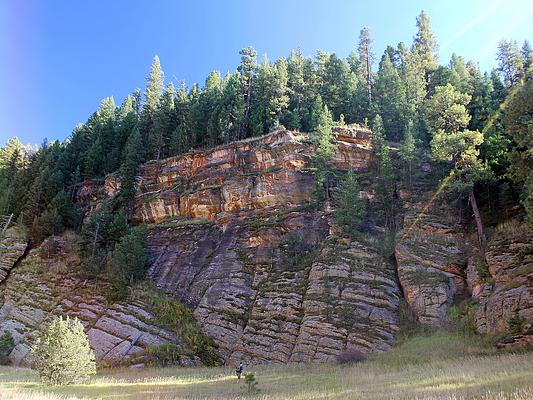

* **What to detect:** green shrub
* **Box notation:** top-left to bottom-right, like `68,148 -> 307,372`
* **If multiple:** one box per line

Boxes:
448,301 -> 479,335
242,372 -> 260,394
279,231 -> 317,271
509,311 -> 525,334
30,316 -> 96,385
132,284 -> 222,366
147,343 -> 182,366
0,330 -> 15,365
106,228 -> 148,299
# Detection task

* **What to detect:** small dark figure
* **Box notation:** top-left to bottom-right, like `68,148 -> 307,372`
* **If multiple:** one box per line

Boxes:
235,361 -> 244,381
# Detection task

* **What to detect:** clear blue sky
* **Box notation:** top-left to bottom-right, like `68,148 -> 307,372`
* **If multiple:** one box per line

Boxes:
1,0 -> 532,146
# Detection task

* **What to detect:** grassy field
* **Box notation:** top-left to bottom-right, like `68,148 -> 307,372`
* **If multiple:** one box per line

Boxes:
1,332 -> 533,400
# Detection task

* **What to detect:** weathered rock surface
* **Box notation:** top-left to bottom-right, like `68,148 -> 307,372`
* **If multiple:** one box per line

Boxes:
0,236 -> 200,367
473,226 -> 533,335
0,229 -> 27,284
146,214 -> 400,364
76,128 -> 374,225
395,185 -> 467,326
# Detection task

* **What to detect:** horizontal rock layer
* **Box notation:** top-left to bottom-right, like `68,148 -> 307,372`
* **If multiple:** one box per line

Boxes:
473,226 -> 533,335
0,236 -> 200,367
395,183 -> 467,326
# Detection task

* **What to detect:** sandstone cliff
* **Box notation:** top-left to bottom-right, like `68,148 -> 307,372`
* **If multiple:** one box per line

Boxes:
1,125 -> 532,366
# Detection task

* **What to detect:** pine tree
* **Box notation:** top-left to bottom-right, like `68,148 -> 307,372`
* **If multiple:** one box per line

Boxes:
505,79 -> 533,225
358,27 -> 374,104
521,40 -> 533,73
170,83 -> 193,155
219,72 -> 245,143
411,10 -> 439,78
142,56 -> 165,159
116,129 -> 144,210
155,83 -> 177,159
372,115 -> 396,230
334,168 -> 365,237
399,120 -> 418,187
425,84 -> 486,243
374,52 -> 408,141
497,39 -> 524,88
238,47 -> 257,138
312,105 -> 335,204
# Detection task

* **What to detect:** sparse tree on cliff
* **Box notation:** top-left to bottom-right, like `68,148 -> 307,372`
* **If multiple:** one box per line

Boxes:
312,104 -> 335,204
425,83 -> 486,244
334,168 -> 365,237
399,120 -> 418,187
372,115 -> 396,230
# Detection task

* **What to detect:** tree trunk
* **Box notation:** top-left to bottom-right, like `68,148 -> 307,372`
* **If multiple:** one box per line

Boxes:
366,51 -> 372,104
469,187 -> 485,246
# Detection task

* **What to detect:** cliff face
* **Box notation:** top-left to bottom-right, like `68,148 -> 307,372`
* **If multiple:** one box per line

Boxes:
470,224 -> 533,337
2,125 -> 532,366
138,127 -> 399,363
395,181 -> 467,326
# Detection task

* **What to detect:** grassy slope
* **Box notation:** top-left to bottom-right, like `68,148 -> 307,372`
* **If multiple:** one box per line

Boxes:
1,332 -> 532,400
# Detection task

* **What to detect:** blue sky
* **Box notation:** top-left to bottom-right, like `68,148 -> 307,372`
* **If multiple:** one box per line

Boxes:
1,0 -> 532,146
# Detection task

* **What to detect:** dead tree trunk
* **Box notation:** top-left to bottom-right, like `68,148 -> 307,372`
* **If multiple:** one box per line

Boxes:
469,187 -> 485,246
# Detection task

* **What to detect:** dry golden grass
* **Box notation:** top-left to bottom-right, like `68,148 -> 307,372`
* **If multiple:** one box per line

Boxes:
1,332 -> 532,400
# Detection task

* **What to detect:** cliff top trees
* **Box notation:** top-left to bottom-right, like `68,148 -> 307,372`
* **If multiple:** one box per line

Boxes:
358,27 -> 374,105
497,39 -> 524,88
143,56 -> 165,159
504,79 -> 533,225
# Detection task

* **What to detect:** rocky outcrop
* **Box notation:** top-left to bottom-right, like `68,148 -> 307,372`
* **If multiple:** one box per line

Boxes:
0,229 -> 27,284
473,224 -> 533,335
0,235 -> 200,367
395,185 -> 467,326
126,125 -> 400,364
146,212 -> 400,364
78,128 -> 374,225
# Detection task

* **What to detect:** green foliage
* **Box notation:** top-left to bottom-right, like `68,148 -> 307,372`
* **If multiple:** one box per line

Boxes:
242,372 -> 260,395
132,284 -> 222,366
372,114 -> 397,230
312,104 -> 336,204
30,316 -> 96,385
374,53 -> 408,141
0,331 -> 15,365
497,39 -> 524,88
399,120 -> 418,186
504,80 -> 533,226
448,301 -> 479,335
509,311 -> 525,334
106,228 -> 148,298
333,169 -> 365,237
279,231 -> 317,272
146,343 -> 182,367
